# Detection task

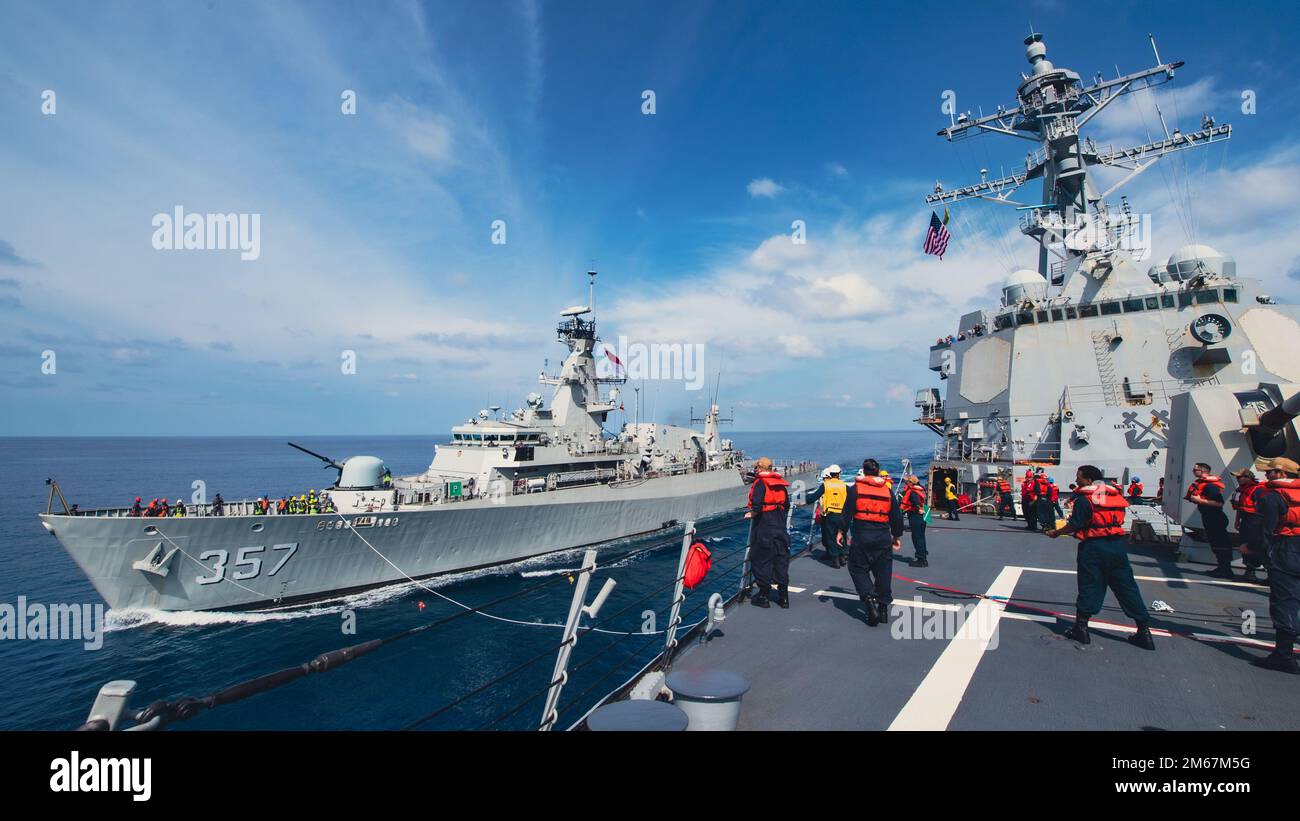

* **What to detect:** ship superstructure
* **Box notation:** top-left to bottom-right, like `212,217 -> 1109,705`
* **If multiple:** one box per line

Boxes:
915,34 -> 1300,533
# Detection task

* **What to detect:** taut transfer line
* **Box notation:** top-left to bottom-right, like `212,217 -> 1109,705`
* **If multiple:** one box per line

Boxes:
888,565 -> 1022,731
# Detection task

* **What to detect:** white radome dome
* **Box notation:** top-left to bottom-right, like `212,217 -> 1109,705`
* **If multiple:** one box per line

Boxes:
1002,268 -> 1048,306
1166,244 -> 1236,280
1004,268 -> 1047,287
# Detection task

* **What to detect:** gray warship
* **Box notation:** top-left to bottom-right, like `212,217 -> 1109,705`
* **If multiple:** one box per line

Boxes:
72,33 -> 1300,735
39,276 -> 817,612
912,33 -> 1300,563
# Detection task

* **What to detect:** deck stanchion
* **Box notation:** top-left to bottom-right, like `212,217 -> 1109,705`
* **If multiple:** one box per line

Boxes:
539,549 -> 615,731
663,522 -> 695,659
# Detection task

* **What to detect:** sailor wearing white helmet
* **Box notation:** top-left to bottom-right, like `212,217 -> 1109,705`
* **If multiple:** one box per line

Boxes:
804,465 -> 848,567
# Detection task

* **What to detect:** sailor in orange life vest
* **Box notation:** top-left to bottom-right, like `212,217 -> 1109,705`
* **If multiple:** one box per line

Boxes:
804,465 -> 848,568
1186,462 -> 1236,579
899,474 -> 929,567
1031,468 -> 1055,531
1045,464 -> 1156,650
995,476 -> 1015,520
1251,456 -> 1300,674
1229,467 -> 1268,583
1021,472 -> 1038,531
1126,476 -> 1144,504
745,457 -> 792,609
836,459 -> 904,627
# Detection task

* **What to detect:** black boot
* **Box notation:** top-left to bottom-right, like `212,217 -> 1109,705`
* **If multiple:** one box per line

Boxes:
776,586 -> 789,609
1064,613 -> 1091,644
863,597 -> 880,627
877,601 -> 891,625
1253,653 -> 1300,674
1127,622 -> 1156,651
909,557 -> 929,568
1207,564 -> 1237,580
1253,632 -> 1300,674
751,587 -> 771,608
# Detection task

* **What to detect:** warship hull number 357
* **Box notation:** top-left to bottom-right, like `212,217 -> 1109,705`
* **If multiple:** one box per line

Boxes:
39,277 -> 816,612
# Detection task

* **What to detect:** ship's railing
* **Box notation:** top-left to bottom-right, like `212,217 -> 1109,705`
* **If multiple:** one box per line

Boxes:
1061,377 -> 1217,409
75,515 -> 768,732
53,498 -> 341,518
772,460 -> 819,478
932,439 -> 1061,465
54,454 -> 754,518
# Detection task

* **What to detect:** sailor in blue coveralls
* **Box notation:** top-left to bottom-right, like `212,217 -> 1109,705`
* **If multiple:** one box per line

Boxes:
1046,464 -> 1155,651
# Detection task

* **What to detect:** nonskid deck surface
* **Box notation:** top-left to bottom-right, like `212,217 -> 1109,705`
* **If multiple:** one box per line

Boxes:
674,515 -> 1297,730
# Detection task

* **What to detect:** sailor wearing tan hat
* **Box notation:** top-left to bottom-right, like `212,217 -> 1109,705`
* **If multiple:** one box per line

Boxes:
1252,456 -> 1300,674
1229,467 -> 1268,582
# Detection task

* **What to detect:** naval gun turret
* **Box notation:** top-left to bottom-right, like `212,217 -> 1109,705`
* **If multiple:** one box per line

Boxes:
288,442 -> 391,490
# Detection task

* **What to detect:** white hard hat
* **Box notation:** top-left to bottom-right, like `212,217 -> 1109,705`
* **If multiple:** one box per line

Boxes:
821,468 -> 832,479
828,464 -> 841,475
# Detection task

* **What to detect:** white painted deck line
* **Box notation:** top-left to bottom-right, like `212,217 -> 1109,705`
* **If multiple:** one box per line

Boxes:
1018,565 -> 1265,589
887,565 -> 1023,731
811,589 -> 963,612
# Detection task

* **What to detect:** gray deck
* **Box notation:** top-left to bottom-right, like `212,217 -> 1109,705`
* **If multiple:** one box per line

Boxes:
672,514 -> 1297,730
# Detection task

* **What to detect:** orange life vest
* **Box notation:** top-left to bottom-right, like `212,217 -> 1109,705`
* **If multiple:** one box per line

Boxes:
1230,480 -> 1262,515
683,541 -> 712,590
852,476 -> 892,523
900,484 -> 926,513
1127,481 -> 1143,496
1185,475 -> 1225,502
1034,476 -> 1050,497
749,471 -> 789,513
1267,478 -> 1300,537
996,480 -> 1011,494
1073,483 -> 1129,540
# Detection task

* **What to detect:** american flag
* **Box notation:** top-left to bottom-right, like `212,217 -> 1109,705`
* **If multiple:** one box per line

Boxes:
923,209 -> 950,259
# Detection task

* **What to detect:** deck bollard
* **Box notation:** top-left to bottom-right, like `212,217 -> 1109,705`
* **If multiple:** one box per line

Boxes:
666,668 -> 750,731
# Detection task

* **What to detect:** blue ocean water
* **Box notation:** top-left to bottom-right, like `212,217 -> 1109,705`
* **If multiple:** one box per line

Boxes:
0,431 -> 933,730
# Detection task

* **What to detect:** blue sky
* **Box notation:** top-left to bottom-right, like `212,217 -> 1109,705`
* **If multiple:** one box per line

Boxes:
2,0 -> 1299,435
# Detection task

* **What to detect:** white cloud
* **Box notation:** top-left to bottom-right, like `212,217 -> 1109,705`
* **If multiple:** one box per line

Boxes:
776,334 -> 821,358
747,178 -> 786,199
825,162 -> 848,178
886,383 -> 913,403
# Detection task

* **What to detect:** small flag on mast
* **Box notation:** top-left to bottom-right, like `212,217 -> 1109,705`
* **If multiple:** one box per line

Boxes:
923,209 -> 950,259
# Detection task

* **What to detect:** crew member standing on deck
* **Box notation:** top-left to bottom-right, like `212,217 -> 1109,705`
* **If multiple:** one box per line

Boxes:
1186,463 -> 1235,579
1045,464 -> 1156,651
996,476 -> 1015,520
1127,476 -> 1144,504
1251,457 -> 1300,674
900,474 -> 929,567
1230,467 -> 1268,583
805,465 -> 848,568
839,459 -> 904,627
745,457 -> 791,609
1022,473 -> 1039,531
1033,469 -> 1055,531
1049,477 -> 1064,519
943,476 -> 960,521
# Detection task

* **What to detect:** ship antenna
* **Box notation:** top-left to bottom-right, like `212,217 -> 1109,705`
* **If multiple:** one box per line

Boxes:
587,268 -> 597,316
1148,33 -> 1163,66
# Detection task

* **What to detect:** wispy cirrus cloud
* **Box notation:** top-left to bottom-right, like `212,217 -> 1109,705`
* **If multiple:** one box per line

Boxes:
746,177 -> 786,199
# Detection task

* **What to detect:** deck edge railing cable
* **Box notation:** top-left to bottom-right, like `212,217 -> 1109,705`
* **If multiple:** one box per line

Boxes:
79,511 -> 787,731
82,571 -> 574,730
